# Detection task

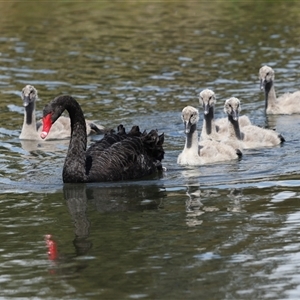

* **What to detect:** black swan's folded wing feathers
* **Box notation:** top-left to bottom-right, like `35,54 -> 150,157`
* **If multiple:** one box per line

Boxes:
86,130 -> 164,182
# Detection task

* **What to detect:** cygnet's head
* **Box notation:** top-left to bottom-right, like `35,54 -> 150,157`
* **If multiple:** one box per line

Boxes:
21,85 -> 38,107
181,106 -> 199,134
259,65 -> 275,91
224,97 -> 241,121
199,89 -> 216,115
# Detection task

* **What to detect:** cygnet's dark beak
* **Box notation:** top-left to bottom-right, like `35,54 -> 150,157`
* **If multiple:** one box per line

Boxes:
260,79 -> 265,91
203,103 -> 210,115
184,121 -> 192,134
22,95 -> 31,107
231,109 -> 239,121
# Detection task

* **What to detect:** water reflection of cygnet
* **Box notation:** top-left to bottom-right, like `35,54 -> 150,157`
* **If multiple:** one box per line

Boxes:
185,186 -> 219,227
180,161 -> 242,186
181,169 -> 202,181
227,188 -> 246,213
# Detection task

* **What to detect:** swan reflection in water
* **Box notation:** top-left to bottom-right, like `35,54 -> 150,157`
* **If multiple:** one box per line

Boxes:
63,183 -> 166,256
181,167 -> 246,227
185,185 -> 220,227
185,186 -> 246,227
45,183 -> 166,275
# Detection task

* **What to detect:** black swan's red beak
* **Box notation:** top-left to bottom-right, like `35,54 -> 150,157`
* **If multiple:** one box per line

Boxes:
41,113 -> 53,139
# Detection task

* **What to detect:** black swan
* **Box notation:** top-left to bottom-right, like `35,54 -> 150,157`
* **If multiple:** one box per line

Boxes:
259,65 -> 300,114
20,85 -> 106,140
40,95 -> 165,183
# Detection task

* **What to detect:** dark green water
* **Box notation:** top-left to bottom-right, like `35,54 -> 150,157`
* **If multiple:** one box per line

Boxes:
1,1 -> 300,299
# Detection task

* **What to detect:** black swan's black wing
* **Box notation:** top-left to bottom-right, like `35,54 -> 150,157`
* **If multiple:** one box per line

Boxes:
87,124 -> 130,153
85,129 -> 164,182
87,124 -> 144,154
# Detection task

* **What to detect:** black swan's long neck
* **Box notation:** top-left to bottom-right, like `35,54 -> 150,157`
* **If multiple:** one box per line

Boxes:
264,80 -> 276,110
59,97 -> 88,183
228,115 -> 242,140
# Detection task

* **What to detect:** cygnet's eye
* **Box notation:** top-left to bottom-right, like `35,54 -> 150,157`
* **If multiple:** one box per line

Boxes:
266,72 -> 269,76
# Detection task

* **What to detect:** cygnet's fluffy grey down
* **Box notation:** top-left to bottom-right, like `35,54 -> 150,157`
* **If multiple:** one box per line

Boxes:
199,89 -> 251,141
259,65 -> 300,114
19,85 -> 106,140
177,105 -> 242,166
224,97 -> 285,149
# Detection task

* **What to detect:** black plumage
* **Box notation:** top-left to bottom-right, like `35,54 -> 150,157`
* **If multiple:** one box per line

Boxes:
41,95 -> 165,183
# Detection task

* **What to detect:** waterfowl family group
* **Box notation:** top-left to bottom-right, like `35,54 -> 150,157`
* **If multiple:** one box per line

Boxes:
177,65 -> 294,166
17,65 -> 296,180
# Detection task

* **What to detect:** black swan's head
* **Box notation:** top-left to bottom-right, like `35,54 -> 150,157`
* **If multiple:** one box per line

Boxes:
224,97 -> 241,121
199,89 -> 216,115
21,85 -> 38,107
41,95 -> 81,139
259,65 -> 274,92
181,106 -> 199,134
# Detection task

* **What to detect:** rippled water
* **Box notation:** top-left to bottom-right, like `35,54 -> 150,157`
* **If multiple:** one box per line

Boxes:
1,1 -> 300,299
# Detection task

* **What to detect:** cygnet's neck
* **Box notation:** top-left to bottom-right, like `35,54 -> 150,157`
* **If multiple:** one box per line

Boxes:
20,101 -> 38,139
264,80 -> 277,111
202,106 -> 218,136
185,123 -> 199,154
228,115 -> 242,140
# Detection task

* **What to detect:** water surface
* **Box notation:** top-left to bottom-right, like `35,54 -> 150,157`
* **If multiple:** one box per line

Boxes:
1,2 -> 300,299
